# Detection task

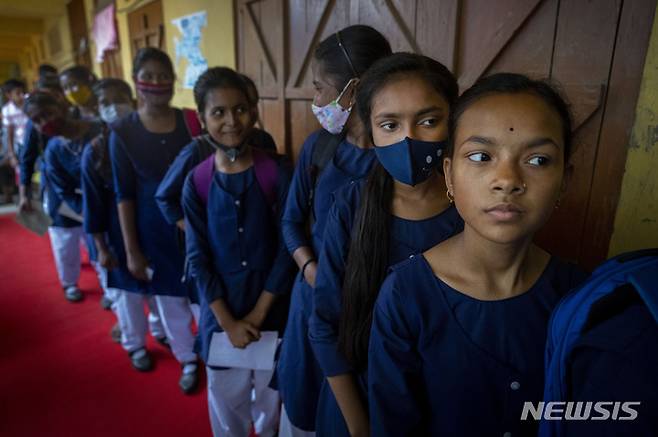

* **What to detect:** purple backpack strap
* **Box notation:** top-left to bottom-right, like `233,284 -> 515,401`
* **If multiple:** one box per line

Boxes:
252,148 -> 278,209
192,154 -> 215,205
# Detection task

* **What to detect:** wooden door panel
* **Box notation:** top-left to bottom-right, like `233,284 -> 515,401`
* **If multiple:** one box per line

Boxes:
289,99 -> 321,158
236,0 -> 655,268
534,0 -> 621,263
485,0 -> 558,79
457,0 -> 543,88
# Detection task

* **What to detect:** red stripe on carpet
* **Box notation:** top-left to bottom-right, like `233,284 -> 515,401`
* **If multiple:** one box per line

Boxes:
0,215 -> 212,437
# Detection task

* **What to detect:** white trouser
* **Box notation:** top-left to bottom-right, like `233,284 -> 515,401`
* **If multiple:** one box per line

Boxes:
48,226 -> 83,288
146,296 -> 166,338
155,295 -> 197,364
207,367 -> 280,437
190,302 -> 200,325
92,261 -> 111,298
279,405 -> 315,437
115,292 -> 168,352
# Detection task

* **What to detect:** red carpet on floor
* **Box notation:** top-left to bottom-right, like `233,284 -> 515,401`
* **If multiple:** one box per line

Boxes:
0,215 -> 212,437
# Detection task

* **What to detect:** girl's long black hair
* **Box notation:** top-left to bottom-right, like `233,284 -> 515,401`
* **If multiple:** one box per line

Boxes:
338,53 -> 458,370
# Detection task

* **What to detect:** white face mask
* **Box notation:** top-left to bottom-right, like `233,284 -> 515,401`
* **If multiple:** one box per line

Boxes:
99,103 -> 133,124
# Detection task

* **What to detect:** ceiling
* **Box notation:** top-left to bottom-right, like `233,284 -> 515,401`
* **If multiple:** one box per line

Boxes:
0,0 -> 70,64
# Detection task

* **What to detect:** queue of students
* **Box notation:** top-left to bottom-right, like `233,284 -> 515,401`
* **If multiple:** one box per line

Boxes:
14,23 -> 657,437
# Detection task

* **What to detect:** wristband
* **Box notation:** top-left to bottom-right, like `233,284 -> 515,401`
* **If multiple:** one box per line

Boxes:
301,258 -> 316,281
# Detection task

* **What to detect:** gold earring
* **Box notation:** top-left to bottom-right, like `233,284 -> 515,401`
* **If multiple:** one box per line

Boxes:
446,190 -> 454,204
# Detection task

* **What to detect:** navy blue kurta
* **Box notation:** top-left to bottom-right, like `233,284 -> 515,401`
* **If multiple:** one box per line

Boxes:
276,131 -> 376,430
368,255 -> 587,437
310,179 -> 464,436
81,140 -> 145,293
109,110 -> 191,296
182,153 -> 295,364
155,128 -> 277,226
44,123 -> 103,236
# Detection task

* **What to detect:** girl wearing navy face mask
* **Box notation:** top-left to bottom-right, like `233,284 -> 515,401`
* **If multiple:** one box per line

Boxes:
275,25 -> 391,437
309,53 -> 463,437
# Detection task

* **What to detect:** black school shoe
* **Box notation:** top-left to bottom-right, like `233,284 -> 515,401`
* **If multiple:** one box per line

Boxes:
100,295 -> 113,310
63,285 -> 83,302
179,361 -> 199,394
129,348 -> 153,372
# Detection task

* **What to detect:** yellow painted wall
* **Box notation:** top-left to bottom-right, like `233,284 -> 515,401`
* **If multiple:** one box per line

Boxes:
608,7 -> 658,256
87,0 -> 235,108
162,0 -> 235,108
43,12 -> 75,71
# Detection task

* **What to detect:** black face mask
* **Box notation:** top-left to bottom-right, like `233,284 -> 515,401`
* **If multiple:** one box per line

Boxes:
203,134 -> 248,163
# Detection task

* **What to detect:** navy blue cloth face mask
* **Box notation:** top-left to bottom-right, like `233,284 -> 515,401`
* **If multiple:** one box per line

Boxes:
374,137 -> 447,186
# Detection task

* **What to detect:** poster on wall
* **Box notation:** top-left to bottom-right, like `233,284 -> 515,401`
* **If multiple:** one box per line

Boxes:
171,11 -> 208,89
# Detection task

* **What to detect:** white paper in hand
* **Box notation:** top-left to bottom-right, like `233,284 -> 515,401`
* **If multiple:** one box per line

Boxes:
207,331 -> 278,371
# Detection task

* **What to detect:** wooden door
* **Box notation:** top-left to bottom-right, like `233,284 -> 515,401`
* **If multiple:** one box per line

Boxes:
235,0 -> 656,270
67,0 -> 92,68
127,0 -> 166,57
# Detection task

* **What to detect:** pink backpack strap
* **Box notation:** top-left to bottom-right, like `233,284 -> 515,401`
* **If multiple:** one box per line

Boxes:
192,154 -> 215,205
252,148 -> 278,209
183,108 -> 203,138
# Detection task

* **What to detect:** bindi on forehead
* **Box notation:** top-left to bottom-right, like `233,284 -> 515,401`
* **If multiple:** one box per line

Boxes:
509,127 -> 514,132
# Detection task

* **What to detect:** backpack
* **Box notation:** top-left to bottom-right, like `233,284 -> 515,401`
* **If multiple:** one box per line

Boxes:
308,130 -> 343,220
540,249 -> 658,437
183,108 -> 203,138
192,136 -> 279,210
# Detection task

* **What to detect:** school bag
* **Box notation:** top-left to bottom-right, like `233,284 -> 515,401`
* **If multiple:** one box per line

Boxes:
192,135 -> 280,210
308,129 -> 344,220
183,108 -> 203,138
540,248 -> 658,437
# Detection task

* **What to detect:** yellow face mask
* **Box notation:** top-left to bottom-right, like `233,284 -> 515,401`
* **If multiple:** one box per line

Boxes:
65,85 -> 92,106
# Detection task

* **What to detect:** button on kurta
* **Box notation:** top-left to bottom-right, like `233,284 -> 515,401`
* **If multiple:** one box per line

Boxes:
241,260 -> 248,267
235,200 -> 241,206
238,227 -> 244,233
510,381 -> 520,390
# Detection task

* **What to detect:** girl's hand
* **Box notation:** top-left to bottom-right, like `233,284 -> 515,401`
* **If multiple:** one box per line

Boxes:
303,261 -> 318,287
242,307 -> 266,329
127,250 -> 149,281
98,248 -> 118,271
225,320 -> 260,349
18,195 -> 32,213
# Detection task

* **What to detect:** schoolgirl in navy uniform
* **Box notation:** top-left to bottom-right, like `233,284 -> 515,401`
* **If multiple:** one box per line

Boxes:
81,78 -> 168,369
367,73 -> 588,436
182,67 -> 295,437
309,53 -> 463,437
23,91 -> 102,302
275,25 -> 391,437
109,47 -> 199,393
155,73 -> 276,232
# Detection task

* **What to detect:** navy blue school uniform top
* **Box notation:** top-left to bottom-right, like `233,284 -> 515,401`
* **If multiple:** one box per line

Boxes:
81,140 -> 144,293
309,180 -> 464,436
156,128 -> 277,225
182,155 -> 296,363
281,130 -> 376,256
368,255 -> 587,437
275,132 -> 376,429
109,110 -> 191,296
44,123 -> 103,229
19,120 -> 48,188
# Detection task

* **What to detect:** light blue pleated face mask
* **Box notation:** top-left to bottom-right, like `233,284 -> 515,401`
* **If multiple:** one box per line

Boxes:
374,137 -> 447,186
